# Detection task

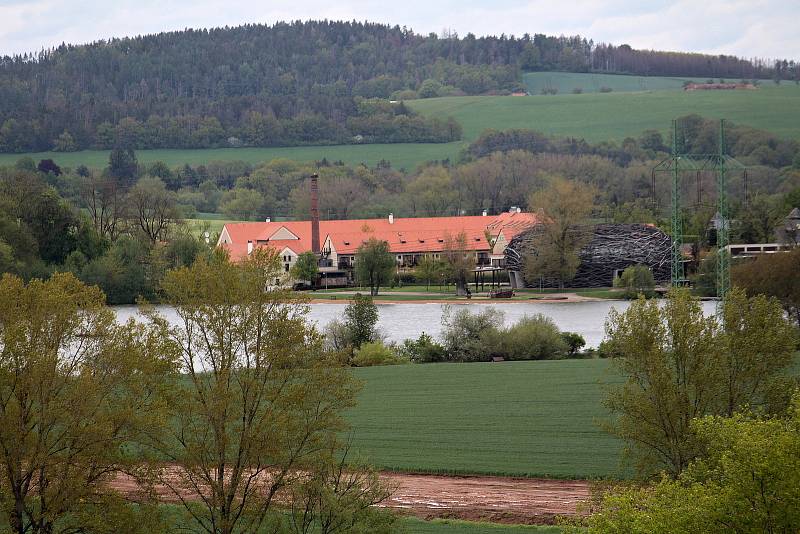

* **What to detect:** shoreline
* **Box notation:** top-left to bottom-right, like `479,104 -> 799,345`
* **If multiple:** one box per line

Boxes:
308,293 -> 619,304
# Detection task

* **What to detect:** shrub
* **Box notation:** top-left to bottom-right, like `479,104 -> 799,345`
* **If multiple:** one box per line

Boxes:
599,86 -> 613,93
561,331 -> 586,356
400,333 -> 446,363
572,87 -> 583,94
440,306 -> 504,362
613,264 -> 655,299
496,314 -> 568,360
352,341 -> 406,367
540,87 -> 559,95
344,293 -> 379,348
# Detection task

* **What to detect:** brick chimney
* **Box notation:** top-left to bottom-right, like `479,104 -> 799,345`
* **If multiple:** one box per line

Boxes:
310,173 -> 320,254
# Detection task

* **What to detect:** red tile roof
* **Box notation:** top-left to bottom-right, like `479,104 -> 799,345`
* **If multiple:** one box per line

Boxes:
219,213 -> 538,261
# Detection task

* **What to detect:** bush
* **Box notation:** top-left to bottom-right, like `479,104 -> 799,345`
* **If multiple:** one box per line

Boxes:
599,86 -> 613,93
540,87 -> 559,95
400,333 -> 446,363
613,264 -> 655,299
440,306 -> 504,362
439,308 -> 571,362
561,331 -> 586,356
572,87 -> 583,94
496,314 -> 568,360
352,342 -> 406,367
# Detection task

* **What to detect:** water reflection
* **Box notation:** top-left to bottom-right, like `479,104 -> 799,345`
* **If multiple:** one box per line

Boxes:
115,301 -> 718,349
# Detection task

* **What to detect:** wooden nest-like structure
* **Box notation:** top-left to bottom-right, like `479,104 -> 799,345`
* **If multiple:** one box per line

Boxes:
505,223 -> 672,288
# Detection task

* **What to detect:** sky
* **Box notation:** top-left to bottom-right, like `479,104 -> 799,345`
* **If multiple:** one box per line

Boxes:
0,0 -> 795,59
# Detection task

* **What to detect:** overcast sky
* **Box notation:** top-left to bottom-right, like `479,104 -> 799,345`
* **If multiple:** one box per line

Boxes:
0,0 -> 794,59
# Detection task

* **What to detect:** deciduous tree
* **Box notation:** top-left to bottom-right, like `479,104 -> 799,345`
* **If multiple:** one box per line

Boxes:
127,176 -> 180,242
354,238 -> 394,296
0,272 -> 176,534
152,249 -> 374,534
526,178 -> 595,288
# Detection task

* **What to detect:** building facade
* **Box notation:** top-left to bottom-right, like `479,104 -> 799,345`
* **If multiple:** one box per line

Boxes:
217,211 -> 538,277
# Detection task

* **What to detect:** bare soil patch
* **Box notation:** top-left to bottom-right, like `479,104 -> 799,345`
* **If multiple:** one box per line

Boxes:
381,473 -> 589,525
111,470 -> 589,525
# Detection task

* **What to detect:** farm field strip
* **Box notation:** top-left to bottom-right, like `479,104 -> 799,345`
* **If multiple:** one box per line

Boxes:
408,84 -> 800,143
0,142 -> 463,172
347,359 -> 626,479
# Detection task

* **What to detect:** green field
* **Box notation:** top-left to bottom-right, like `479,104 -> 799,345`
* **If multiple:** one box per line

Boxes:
0,142 -> 462,172
409,83 -> 800,143
405,518 -> 564,534
347,359 -> 625,479
523,72 -> 711,95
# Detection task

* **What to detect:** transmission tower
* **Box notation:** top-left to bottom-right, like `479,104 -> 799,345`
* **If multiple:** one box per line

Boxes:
652,118 -> 746,299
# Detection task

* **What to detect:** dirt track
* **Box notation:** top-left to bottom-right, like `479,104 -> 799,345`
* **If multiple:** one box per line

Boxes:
382,473 -> 590,524
112,471 -> 590,525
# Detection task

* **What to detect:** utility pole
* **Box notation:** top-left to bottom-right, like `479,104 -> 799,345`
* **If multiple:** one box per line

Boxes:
716,120 -> 731,300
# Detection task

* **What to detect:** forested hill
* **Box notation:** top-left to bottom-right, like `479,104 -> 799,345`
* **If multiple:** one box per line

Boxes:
0,20 -> 797,153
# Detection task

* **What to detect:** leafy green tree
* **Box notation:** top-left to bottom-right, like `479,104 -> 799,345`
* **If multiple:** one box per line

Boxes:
354,238 -> 394,296
0,272 -> 176,534
718,289 -> 797,415
152,248 -> 378,534
576,395 -> 800,534
526,177 -> 596,288
604,289 -> 796,476
613,264 -> 656,298
733,247 -> 800,325
291,251 -> 319,286
415,255 -> 445,290
53,130 -> 77,152
343,293 -> 379,350
108,147 -> 138,184
219,187 -> 265,221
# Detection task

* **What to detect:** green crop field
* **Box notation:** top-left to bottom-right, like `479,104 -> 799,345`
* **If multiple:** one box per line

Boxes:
0,142 -> 461,173
408,83 -> 800,143
347,359 -> 625,479
404,518 -> 564,533
523,72 -> 712,95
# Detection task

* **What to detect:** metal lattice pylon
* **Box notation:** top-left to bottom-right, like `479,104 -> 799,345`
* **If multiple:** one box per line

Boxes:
652,119 -> 746,299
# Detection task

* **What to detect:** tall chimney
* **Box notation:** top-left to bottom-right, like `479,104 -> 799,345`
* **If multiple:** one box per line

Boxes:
309,173 -> 321,254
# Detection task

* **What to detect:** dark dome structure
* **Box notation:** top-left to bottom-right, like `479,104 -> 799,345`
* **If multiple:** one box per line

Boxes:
505,223 -> 672,288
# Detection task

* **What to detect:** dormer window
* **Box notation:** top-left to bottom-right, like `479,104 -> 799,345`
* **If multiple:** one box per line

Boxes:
344,241 -> 350,246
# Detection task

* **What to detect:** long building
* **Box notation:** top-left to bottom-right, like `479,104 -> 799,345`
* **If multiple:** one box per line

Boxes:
218,210 -> 538,274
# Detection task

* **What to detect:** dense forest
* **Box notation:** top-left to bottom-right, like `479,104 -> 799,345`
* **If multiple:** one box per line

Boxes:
1,20 -> 798,153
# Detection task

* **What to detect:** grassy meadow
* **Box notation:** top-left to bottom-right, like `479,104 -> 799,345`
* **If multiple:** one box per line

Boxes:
522,71 -> 711,95
0,142 -> 462,173
409,82 -> 800,143
347,359 -> 625,479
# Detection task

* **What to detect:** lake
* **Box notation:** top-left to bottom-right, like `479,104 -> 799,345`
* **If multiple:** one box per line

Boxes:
114,300 -> 719,348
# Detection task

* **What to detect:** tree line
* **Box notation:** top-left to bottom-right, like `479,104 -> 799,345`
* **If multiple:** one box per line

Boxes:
1,20 -> 798,152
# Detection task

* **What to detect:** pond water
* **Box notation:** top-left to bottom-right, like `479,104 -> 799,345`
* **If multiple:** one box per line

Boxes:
114,300 -> 718,348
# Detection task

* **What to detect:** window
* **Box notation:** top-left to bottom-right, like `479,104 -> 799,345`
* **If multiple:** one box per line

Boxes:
285,264 -> 290,272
